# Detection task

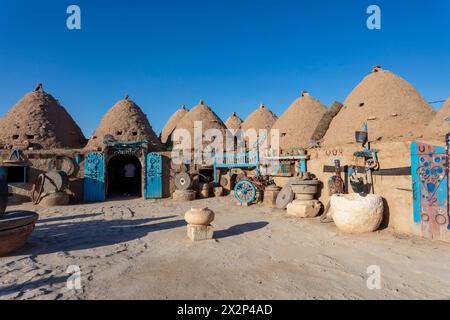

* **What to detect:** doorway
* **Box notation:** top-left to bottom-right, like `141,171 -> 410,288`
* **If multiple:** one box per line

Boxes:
107,155 -> 142,198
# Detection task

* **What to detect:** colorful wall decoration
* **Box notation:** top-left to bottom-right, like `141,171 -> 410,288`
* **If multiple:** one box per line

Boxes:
411,141 -> 449,241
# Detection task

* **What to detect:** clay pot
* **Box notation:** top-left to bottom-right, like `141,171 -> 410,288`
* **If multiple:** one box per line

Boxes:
0,211 -> 39,231
198,183 -> 210,199
213,187 -> 223,197
185,207 -> 215,226
0,222 -> 35,256
331,194 -> 384,233
0,167 -> 8,216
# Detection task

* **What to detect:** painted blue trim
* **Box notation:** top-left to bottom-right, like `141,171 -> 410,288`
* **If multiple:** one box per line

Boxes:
144,153 -> 163,199
84,152 -> 106,202
410,141 -> 421,224
234,179 -> 257,204
299,160 -> 307,173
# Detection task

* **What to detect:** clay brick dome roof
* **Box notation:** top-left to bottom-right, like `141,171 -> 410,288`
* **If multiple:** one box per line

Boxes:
322,67 -> 436,146
423,97 -> 450,140
271,91 -> 327,150
160,105 -> 188,144
173,100 -> 226,146
86,96 -> 162,151
241,104 -> 277,132
225,112 -> 243,130
0,84 -> 86,149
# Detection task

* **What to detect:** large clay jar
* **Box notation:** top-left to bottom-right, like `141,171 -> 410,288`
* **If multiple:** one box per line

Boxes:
185,207 -> 215,226
0,223 -> 35,257
0,167 -> 8,216
331,194 -> 384,234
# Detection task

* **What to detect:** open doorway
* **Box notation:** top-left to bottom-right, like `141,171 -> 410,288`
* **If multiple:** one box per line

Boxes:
107,155 -> 142,198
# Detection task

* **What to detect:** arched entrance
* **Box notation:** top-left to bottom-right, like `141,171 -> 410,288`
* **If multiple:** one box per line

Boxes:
107,155 -> 142,198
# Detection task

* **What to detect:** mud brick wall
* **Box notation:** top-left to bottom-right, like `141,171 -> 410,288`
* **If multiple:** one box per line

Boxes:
275,140 -> 448,241
0,149 -> 85,204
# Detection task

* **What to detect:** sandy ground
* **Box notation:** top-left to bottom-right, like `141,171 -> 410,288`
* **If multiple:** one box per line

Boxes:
1,196 -> 449,300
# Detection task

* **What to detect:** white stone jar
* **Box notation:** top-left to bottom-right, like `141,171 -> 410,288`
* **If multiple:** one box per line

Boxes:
331,194 -> 384,234
185,207 -> 215,226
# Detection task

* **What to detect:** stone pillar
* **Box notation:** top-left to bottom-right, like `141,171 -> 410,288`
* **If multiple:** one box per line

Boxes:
263,185 -> 281,207
186,224 -> 214,241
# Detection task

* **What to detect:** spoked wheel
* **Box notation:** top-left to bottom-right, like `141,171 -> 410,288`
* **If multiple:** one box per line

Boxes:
234,179 -> 257,204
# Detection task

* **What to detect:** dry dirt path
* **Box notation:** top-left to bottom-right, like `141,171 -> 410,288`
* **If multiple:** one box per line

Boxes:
1,197 -> 449,300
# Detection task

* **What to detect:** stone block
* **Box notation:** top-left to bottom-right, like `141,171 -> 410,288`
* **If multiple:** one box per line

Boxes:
187,224 -> 214,241
287,200 -> 322,218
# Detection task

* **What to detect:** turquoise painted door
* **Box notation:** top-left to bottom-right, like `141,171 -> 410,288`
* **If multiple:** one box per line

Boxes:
84,152 -> 105,202
411,141 -> 449,240
144,153 -> 162,199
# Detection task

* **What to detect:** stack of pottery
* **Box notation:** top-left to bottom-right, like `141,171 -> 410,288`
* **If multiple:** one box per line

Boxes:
330,194 -> 384,233
0,167 -> 39,256
287,176 -> 322,218
184,207 -> 215,241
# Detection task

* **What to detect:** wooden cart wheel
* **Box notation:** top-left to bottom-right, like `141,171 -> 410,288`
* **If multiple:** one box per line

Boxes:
234,180 -> 257,204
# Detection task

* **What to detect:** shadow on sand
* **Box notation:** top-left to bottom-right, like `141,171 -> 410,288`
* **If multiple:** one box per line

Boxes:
0,275 -> 68,298
14,215 -> 185,256
214,222 -> 269,239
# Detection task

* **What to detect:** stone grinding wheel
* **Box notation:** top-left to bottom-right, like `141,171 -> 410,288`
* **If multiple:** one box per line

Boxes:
43,171 -> 69,192
174,172 -> 192,191
172,190 -> 196,201
0,211 -> 39,231
276,185 -> 295,209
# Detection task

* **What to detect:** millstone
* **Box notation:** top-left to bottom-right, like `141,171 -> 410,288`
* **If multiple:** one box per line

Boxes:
276,185 -> 294,209
174,172 -> 192,191
43,171 -> 69,192
40,192 -> 70,207
173,190 -> 196,201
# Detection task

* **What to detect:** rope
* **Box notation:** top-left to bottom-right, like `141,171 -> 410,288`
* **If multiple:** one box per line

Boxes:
31,174 -> 46,205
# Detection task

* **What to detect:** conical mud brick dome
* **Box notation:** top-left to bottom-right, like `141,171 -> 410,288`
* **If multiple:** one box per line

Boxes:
86,96 -> 162,151
160,105 -> 188,145
423,97 -> 450,139
0,84 -> 85,149
241,104 -> 277,132
271,91 -> 327,150
173,100 -> 226,148
225,112 -> 243,130
323,67 -> 436,146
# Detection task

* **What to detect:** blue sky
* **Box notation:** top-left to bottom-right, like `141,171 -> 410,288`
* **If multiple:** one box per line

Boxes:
0,0 -> 449,137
